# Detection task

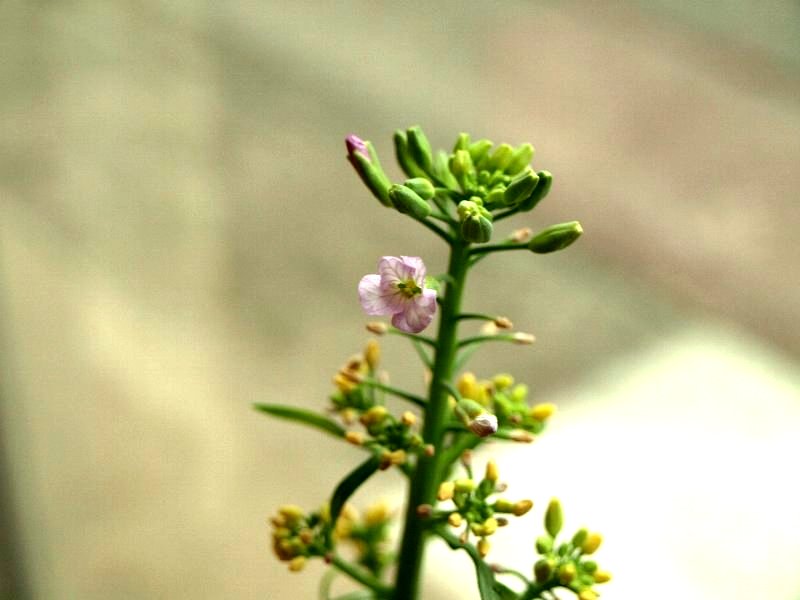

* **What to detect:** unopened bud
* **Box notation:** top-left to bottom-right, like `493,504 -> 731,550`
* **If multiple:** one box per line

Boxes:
461,214 -> 493,244
393,130 -> 426,178
453,132 -> 470,152
437,481 -> 455,501
503,170 -> 539,207
450,149 -> 476,191
485,459 -> 499,482
401,411 -> 417,427
447,512 -> 463,527
545,498 -> 564,538
406,126 -> 433,174
558,563 -> 576,584
512,332 -> 536,345
364,339 -> 380,370
457,372 -> 478,400
345,136 -> 392,207
366,321 -> 388,335
360,405 -> 388,426
530,402 -> 556,421
278,505 -> 305,523
494,499 -> 514,513
518,170 -> 552,212
535,535 -> 553,554
344,431 -> 364,446
494,316 -> 513,329
389,184 -> 432,220
477,538 -> 491,557
509,431 -> 534,443
492,373 -> 514,391
529,221 -> 583,254
468,413 -> 498,437
505,143 -> 535,175
487,143 -> 513,172
572,528 -> 588,547
581,532 -> 603,555
481,517 -> 498,536
578,589 -> 599,600
512,499 -> 533,517
534,558 -> 555,582
468,139 -> 493,167
593,570 -> 612,583
454,478 -> 476,493
403,177 -> 435,201
288,556 -> 306,572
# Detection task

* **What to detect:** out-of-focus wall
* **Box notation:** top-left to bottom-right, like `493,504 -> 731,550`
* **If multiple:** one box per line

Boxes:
1,1 -> 798,598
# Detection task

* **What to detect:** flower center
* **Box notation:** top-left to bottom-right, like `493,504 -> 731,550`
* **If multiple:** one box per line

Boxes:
396,279 -> 422,299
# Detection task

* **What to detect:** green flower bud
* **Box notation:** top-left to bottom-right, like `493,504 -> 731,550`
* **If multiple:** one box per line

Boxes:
462,214 -> 493,243
558,563 -> 576,585
583,560 -> 598,574
393,130 -> 426,179
572,528 -> 588,547
347,141 -> 393,207
486,143 -> 514,172
503,170 -> 539,207
403,177 -> 435,201
406,125 -> 434,174
545,498 -> 564,538
433,150 -> 460,191
484,187 -> 506,208
450,149 -> 476,192
505,143 -> 535,175
535,535 -> 553,554
469,139 -> 493,167
457,398 -> 486,419
388,184 -> 432,220
453,132 -> 471,152
529,221 -> 583,254
534,558 -> 555,582
518,170 -> 552,212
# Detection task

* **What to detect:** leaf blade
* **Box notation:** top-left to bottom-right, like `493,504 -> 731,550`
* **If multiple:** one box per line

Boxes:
253,403 -> 346,439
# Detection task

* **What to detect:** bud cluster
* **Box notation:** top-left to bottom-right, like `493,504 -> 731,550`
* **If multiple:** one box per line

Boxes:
455,371 -> 557,438
334,501 -> 394,577
434,459 -> 533,558
269,504 -> 329,572
531,499 -> 611,599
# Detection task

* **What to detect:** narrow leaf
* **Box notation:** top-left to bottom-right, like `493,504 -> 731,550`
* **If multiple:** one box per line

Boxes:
437,528 -> 502,600
253,403 -> 345,439
329,454 -> 382,532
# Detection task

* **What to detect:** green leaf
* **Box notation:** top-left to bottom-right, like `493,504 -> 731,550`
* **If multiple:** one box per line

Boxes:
329,454 -> 382,533
253,404 -> 346,439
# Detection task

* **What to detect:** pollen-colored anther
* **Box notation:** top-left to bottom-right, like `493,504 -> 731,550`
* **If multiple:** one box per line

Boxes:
448,512 -> 463,527
593,570 -> 612,583
401,411 -> 417,427
288,556 -> 306,572
477,538 -> 491,557
510,227 -> 532,243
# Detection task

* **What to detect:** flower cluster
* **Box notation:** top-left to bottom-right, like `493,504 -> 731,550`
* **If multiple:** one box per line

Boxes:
528,499 -> 611,600
269,505 -> 329,572
433,457 -> 533,558
335,501 -> 394,577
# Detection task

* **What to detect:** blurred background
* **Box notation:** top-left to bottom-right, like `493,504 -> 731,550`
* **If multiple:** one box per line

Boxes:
1,1 -> 799,598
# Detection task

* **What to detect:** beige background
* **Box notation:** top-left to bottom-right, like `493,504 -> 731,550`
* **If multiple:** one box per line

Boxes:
1,1 -> 799,598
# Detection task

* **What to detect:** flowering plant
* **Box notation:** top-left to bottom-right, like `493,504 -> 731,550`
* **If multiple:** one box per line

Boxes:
257,127 -> 609,599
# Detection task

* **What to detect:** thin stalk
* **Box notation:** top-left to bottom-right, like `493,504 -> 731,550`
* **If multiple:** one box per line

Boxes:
330,555 -> 391,598
360,379 -> 427,408
392,241 -> 470,600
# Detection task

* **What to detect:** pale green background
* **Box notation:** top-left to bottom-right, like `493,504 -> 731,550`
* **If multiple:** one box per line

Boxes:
1,1 -> 799,598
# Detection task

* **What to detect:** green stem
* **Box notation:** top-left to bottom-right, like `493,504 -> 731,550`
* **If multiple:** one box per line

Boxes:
469,241 -> 528,256
392,241 -> 470,600
330,555 -> 391,598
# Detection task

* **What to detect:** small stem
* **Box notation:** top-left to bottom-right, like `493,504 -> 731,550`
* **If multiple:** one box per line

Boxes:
360,380 -> 426,408
492,206 -> 521,222
457,333 -> 529,349
417,218 -> 453,243
455,312 -> 501,323
385,329 -> 437,348
330,555 -> 391,598
469,241 -> 528,256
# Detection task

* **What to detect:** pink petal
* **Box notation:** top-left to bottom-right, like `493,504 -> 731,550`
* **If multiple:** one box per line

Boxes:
359,274 -> 399,316
378,256 -> 417,286
399,256 -> 426,282
391,290 -> 437,333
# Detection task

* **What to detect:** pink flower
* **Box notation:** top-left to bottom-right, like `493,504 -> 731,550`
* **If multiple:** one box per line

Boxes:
358,256 -> 437,333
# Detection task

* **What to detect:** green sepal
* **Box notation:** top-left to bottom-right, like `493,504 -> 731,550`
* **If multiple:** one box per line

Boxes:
328,454 -> 382,541
406,125 -> 434,174
518,170 -> 552,212
433,150 -> 460,191
393,130 -> 427,178
503,170 -> 539,207
505,143 -> 534,175
450,149 -> 477,193
253,404 -> 346,438
388,184 -> 432,220
529,221 -> 583,254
